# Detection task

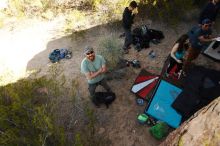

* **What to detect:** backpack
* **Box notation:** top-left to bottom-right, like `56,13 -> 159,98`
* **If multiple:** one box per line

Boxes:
49,48 -> 72,63
59,48 -> 72,59
49,49 -> 60,63
59,48 -> 67,59
93,92 -> 116,108
132,25 -> 151,50
132,26 -> 164,51
148,29 -> 165,40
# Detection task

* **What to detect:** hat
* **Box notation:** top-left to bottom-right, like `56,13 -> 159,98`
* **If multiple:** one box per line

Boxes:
84,46 -> 93,54
202,18 -> 211,25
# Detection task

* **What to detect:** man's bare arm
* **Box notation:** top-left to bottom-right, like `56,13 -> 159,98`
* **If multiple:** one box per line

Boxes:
199,35 -> 215,42
85,68 -> 102,80
101,65 -> 107,73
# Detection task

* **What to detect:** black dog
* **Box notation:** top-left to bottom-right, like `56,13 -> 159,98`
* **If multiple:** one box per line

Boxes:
93,92 -> 116,108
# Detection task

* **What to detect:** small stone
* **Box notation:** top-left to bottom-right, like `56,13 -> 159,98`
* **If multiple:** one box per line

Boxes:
132,129 -> 136,134
98,127 -> 105,134
36,87 -> 48,95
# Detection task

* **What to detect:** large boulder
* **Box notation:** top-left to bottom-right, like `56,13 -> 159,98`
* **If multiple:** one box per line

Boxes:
160,96 -> 220,146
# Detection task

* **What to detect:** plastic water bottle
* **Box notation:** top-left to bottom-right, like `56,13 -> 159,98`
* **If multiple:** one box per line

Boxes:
149,50 -> 156,58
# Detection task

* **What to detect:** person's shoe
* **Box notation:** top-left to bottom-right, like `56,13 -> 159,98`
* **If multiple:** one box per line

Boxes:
173,72 -> 179,77
182,71 -> 187,77
165,72 -> 170,78
123,49 -> 129,54
173,72 -> 182,79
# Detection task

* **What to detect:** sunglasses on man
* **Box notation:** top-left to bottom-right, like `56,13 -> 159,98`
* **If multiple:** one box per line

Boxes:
86,51 -> 94,55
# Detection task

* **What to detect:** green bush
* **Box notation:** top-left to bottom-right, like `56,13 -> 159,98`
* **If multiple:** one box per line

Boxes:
98,37 -> 122,71
0,77 -> 66,146
4,0 -> 59,18
74,107 -> 110,146
139,0 -> 195,25
0,73 -> 110,145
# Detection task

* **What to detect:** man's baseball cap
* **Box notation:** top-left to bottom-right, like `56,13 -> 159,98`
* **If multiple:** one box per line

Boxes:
202,18 -> 212,25
84,46 -> 93,54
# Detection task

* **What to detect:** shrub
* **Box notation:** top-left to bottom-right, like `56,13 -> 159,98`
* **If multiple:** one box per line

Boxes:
139,0 -> 195,25
0,71 -> 110,145
97,37 -> 122,71
0,77 -> 66,145
64,9 -> 86,34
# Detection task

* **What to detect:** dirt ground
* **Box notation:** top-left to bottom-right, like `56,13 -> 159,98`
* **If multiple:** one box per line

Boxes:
1,15 -> 220,146
28,19 -> 220,146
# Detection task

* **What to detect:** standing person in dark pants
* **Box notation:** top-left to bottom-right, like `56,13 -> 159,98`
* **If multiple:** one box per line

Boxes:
122,1 -> 138,54
199,0 -> 220,25
166,34 -> 189,77
81,46 -> 112,107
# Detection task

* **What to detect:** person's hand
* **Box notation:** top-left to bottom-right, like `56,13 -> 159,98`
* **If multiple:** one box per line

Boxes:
177,60 -> 182,63
213,37 -> 220,41
90,71 -> 95,75
98,68 -> 103,74
132,8 -> 138,15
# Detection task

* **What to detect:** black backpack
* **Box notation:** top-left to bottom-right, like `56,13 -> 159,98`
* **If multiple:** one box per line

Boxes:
148,29 -> 165,40
132,25 -> 151,50
93,92 -> 116,108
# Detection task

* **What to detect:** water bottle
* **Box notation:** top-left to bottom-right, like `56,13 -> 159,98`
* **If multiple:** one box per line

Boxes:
149,50 -> 156,58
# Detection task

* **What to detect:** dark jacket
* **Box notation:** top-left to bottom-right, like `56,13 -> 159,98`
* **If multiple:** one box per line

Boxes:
122,7 -> 135,29
199,1 -> 220,24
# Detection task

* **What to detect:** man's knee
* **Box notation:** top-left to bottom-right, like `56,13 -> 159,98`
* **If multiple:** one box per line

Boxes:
100,79 -> 112,92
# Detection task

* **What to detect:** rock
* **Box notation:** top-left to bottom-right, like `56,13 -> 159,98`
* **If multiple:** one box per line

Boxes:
98,127 -> 105,135
160,96 -> 220,146
132,129 -> 136,134
36,87 -> 48,95
106,68 -> 127,80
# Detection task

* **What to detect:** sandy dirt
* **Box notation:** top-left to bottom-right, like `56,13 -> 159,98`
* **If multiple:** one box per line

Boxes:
0,15 -> 219,146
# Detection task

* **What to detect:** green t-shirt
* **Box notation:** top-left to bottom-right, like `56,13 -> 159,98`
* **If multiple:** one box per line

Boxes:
81,55 -> 106,84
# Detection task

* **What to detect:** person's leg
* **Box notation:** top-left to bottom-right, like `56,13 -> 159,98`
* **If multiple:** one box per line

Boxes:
99,79 -> 112,92
190,48 -> 200,60
183,51 -> 192,72
123,28 -> 132,52
88,83 -> 98,105
175,58 -> 183,73
88,83 -> 97,97
183,47 -> 200,72
175,62 -> 183,73
166,57 -> 177,74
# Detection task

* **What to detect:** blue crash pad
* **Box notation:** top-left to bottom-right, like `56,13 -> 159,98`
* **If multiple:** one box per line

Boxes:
145,80 -> 182,128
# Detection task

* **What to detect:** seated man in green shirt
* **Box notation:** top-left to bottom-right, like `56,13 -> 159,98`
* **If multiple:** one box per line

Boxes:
81,46 -> 112,105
